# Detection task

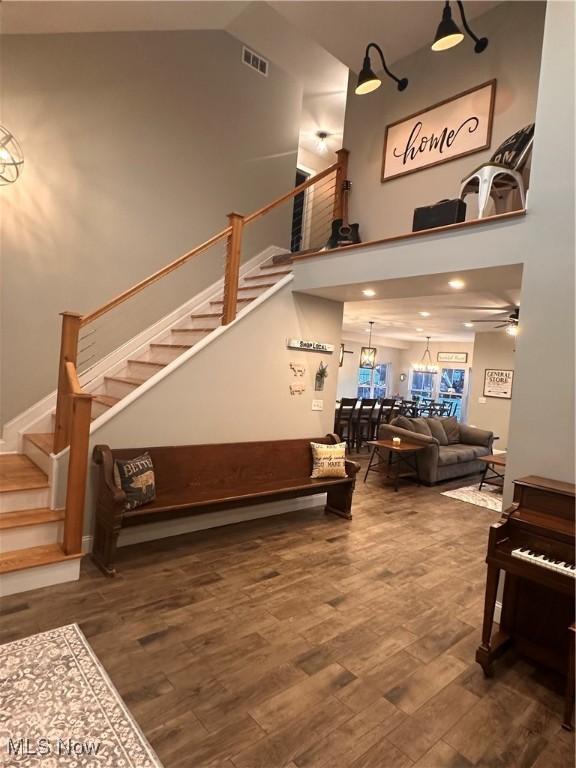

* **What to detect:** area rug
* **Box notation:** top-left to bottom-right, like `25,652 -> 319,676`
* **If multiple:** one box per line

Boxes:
0,623 -> 162,767
441,483 -> 503,512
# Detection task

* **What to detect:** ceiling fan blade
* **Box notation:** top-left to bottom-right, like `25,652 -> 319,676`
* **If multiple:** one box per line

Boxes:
468,319 -> 509,323
441,305 -> 514,311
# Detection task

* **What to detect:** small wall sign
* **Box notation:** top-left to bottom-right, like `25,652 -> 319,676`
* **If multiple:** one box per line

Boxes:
287,338 -> 335,353
483,368 -> 514,399
381,80 -> 496,182
437,352 -> 468,363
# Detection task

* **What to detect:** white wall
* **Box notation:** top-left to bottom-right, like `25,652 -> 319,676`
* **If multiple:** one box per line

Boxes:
467,331 -> 515,449
53,283 -> 344,534
0,29 -> 302,425
343,1 -> 546,241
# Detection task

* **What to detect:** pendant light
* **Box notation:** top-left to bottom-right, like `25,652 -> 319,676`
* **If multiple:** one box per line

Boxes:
355,43 -> 408,96
412,337 -> 438,373
360,322 -> 377,369
431,1 -> 488,54
0,125 -> 24,185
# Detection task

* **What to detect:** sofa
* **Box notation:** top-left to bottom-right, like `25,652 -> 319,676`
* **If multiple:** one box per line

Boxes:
379,415 -> 494,485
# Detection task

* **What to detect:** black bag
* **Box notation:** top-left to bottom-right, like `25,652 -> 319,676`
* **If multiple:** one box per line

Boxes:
412,199 -> 467,232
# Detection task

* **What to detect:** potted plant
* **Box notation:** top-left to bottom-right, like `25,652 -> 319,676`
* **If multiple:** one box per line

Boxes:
315,361 -> 328,391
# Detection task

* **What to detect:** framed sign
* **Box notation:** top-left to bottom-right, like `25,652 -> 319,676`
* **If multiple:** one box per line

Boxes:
483,368 -> 514,399
381,80 -> 496,182
286,338 -> 334,353
437,352 -> 468,363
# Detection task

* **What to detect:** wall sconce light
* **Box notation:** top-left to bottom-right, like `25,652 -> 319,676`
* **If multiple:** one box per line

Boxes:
355,43 -> 408,96
0,125 -> 24,185
432,1 -> 489,54
359,321 -> 377,369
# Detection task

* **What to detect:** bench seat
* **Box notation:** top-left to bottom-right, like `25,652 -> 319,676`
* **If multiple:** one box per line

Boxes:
92,435 -> 360,575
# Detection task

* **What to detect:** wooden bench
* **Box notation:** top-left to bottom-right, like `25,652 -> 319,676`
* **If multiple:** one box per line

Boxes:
92,434 -> 360,575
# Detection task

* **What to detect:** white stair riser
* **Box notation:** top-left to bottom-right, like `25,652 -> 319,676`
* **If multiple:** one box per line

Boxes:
243,274 -> 287,286
23,438 -> 52,475
238,285 -> 269,297
124,361 -> 165,380
170,329 -> 211,345
0,488 -> 50,514
0,521 -> 63,553
142,346 -> 188,365
188,316 -> 221,330
104,378 -> 140,399
0,557 -> 81,597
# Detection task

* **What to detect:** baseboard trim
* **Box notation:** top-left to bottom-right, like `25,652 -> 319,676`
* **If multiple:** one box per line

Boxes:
82,494 -> 326,553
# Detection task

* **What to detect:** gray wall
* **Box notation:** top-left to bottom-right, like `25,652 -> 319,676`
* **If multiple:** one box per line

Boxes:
343,1 -> 546,241
467,331 -> 515,449
0,30 -> 302,424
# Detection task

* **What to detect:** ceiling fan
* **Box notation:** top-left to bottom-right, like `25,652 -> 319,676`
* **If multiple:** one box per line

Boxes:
465,306 -> 520,329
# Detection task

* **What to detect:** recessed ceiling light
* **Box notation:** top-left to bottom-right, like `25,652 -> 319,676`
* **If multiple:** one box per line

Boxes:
463,322 -> 474,328
419,311 -> 431,317
448,279 -> 465,289
362,289 -> 376,297
416,327 -> 424,332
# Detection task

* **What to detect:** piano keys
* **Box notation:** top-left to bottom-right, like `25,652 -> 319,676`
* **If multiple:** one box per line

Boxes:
476,475 -> 575,730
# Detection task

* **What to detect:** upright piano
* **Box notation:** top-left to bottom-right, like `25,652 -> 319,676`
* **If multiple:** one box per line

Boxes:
477,475 -> 575,729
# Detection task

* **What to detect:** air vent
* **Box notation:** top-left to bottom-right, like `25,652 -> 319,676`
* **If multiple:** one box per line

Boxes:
242,46 -> 268,77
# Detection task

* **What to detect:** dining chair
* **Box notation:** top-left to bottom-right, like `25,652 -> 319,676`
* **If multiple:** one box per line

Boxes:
334,397 -> 358,449
354,398 -> 378,452
374,397 -> 398,434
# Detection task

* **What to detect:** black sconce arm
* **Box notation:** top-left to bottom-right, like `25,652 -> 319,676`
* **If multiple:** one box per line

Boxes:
456,1 -> 489,53
365,43 -> 409,91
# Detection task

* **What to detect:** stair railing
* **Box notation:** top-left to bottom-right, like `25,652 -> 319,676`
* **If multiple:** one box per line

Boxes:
52,149 -> 349,552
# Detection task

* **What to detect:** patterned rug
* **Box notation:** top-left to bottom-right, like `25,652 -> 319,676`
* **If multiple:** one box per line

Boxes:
441,483 -> 503,512
0,623 -> 162,767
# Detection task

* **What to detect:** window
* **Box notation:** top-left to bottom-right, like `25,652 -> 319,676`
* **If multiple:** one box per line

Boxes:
357,363 -> 389,399
438,367 -> 465,419
410,371 -> 435,400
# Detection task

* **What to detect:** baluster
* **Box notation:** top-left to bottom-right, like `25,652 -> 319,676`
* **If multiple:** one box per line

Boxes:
222,212 -> 244,325
54,312 -> 82,453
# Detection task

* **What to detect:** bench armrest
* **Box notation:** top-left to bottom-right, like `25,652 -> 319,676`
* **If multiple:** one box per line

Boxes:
345,459 -> 361,478
93,444 -> 127,506
459,424 -> 493,448
379,424 -> 439,446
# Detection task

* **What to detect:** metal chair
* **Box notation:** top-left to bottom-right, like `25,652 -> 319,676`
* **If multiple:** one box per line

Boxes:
460,123 -> 534,218
334,397 -> 358,450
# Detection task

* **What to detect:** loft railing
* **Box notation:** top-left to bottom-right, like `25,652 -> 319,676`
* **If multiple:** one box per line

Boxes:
53,149 -> 349,553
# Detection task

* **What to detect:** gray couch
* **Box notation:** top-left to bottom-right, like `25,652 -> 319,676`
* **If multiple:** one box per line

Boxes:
379,415 -> 494,485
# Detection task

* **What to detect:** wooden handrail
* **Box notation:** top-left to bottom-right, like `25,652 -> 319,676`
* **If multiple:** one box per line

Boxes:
244,161 -> 340,224
81,227 -> 231,327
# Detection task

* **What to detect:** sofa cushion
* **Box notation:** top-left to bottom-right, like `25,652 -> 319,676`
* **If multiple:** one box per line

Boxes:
409,417 -> 433,438
452,446 -> 478,463
440,416 -> 460,444
470,445 -> 491,459
438,447 -> 461,466
427,418 -> 449,445
393,416 -> 414,432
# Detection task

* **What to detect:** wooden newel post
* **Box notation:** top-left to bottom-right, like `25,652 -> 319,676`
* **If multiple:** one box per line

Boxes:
222,212 -> 244,326
54,312 -> 82,454
333,148 -> 350,220
62,392 -> 92,555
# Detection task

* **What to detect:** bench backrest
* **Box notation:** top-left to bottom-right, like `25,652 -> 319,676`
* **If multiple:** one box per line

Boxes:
101,435 -> 340,494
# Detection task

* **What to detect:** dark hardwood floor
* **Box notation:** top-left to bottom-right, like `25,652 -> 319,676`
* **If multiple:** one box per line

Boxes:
1,461 -> 573,767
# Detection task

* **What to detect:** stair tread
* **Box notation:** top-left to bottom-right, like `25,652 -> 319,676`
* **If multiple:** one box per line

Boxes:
173,327 -> 214,333
189,312 -> 222,318
24,433 -> 54,455
150,343 -> 192,349
238,283 -> 275,290
0,455 -> 49,493
104,376 -> 147,386
93,395 -> 121,407
245,271 -> 291,280
0,508 -> 64,530
210,298 -> 253,305
0,543 -> 81,575
127,359 -> 165,367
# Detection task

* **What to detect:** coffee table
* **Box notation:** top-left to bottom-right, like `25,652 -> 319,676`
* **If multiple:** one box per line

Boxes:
478,453 -> 507,491
364,439 -> 427,492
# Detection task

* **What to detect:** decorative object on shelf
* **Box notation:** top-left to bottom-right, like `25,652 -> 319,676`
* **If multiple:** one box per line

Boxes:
0,125 -> 24,185
355,42 -> 408,96
432,1 -> 489,53
382,80 -> 496,182
483,369 -> 514,399
438,351 -> 469,363
460,124 -> 534,219
315,361 -> 329,392
290,383 -> 306,396
287,338 -> 335,353
359,321 -> 377,369
289,362 -> 306,377
412,336 -> 439,373
339,343 -> 354,367
326,180 -> 361,249
412,198 -> 467,232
